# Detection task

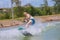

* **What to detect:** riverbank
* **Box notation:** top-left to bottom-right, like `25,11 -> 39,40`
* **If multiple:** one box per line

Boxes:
35,14 -> 60,22
0,14 -> 60,28
0,19 -> 23,28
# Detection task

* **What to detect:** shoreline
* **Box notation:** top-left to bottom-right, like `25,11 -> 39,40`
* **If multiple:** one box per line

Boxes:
35,14 -> 60,22
0,14 -> 60,28
0,20 -> 23,28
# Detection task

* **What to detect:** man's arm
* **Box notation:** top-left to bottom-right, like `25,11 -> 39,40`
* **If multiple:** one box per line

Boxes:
25,20 -> 32,28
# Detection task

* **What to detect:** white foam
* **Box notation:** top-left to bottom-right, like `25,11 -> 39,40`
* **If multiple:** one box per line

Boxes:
0,28 -> 23,40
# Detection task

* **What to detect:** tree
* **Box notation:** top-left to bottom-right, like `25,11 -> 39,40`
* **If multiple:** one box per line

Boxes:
12,0 -> 21,7
53,0 -> 60,13
14,6 -> 24,18
24,4 -> 40,16
11,0 -> 21,19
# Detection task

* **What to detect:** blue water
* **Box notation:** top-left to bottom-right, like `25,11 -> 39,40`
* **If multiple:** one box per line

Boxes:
42,23 -> 60,40
0,21 -> 60,40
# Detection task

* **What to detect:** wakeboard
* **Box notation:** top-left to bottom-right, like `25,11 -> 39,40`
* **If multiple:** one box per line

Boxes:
18,27 -> 32,36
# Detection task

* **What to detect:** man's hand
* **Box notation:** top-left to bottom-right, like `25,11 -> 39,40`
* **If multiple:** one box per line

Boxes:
23,20 -> 28,23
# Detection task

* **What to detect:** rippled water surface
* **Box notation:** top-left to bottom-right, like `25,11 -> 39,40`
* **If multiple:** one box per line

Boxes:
0,21 -> 60,40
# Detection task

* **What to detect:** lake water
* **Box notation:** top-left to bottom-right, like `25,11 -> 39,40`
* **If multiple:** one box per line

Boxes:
0,21 -> 60,40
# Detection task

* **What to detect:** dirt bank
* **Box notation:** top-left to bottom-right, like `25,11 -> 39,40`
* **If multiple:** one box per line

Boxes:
0,14 -> 60,28
35,14 -> 60,22
0,20 -> 23,28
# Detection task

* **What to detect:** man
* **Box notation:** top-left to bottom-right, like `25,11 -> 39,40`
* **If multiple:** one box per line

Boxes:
23,11 -> 35,28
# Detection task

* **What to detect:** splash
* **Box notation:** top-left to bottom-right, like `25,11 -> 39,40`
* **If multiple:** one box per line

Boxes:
0,19 -> 60,40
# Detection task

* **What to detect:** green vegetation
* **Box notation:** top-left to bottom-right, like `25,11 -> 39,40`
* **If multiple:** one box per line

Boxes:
0,5 -> 60,20
53,0 -> 60,14
0,0 -> 60,20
